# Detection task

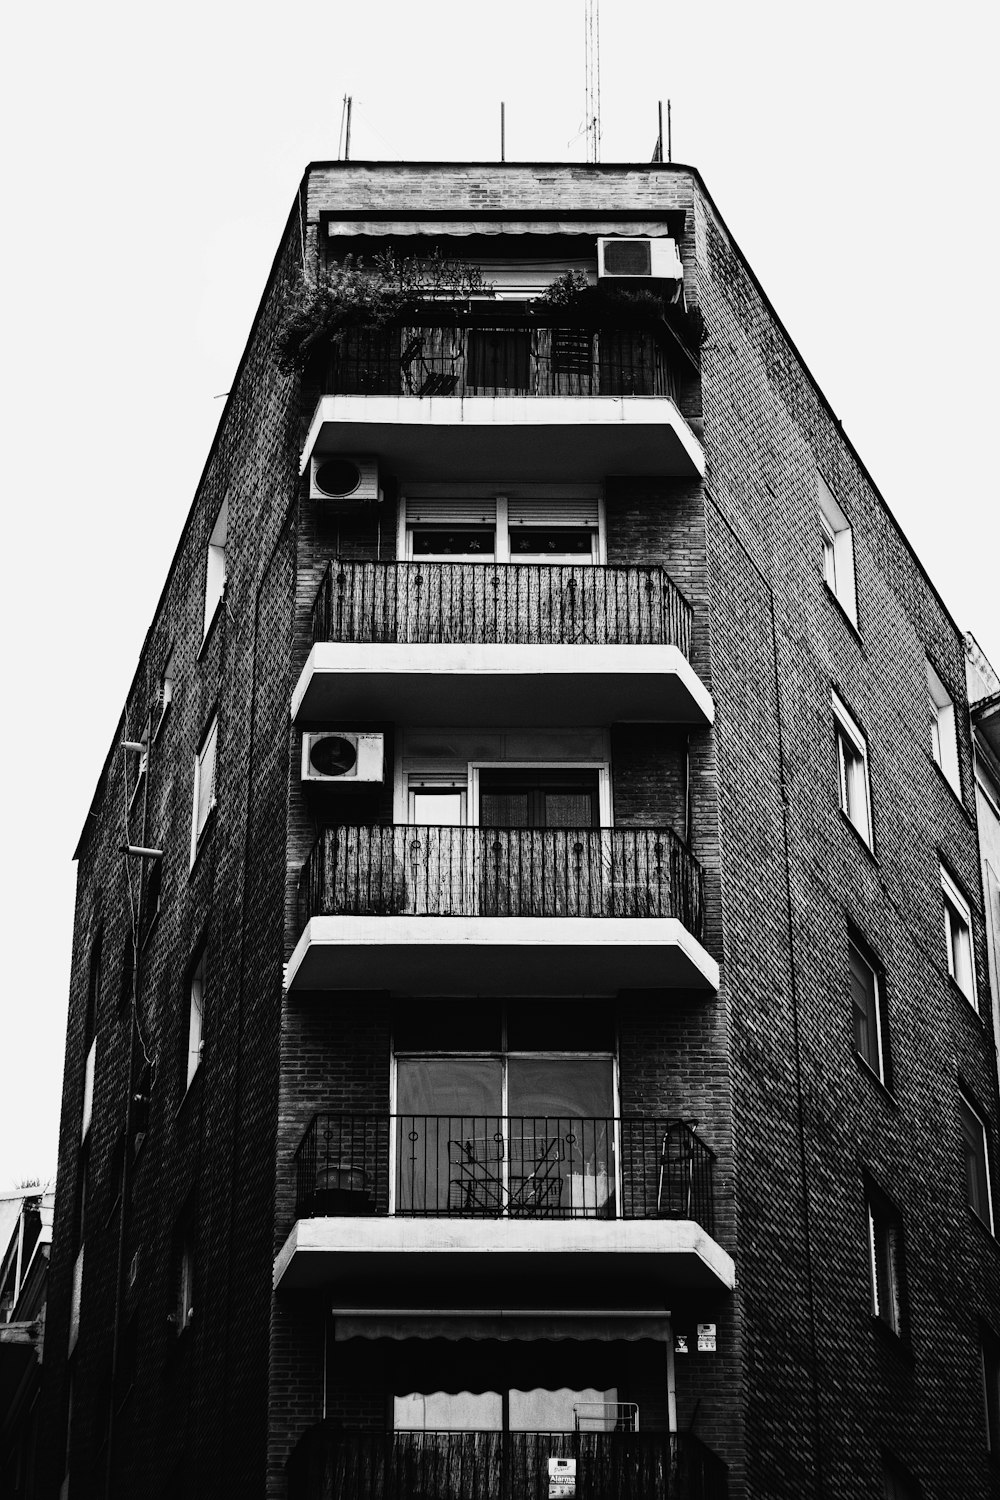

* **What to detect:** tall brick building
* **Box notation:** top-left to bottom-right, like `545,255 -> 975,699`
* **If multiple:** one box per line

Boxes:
39,162 -> 1000,1500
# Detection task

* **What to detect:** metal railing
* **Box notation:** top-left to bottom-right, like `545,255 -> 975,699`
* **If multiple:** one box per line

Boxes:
287,1427 -> 729,1500
323,321 -> 679,401
310,560 -> 693,658
294,1115 -> 715,1234
298,825 -> 704,936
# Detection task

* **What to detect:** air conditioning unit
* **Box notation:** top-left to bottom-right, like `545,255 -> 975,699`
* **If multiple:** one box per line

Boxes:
301,732 -> 385,785
596,237 -> 683,282
310,454 -> 382,505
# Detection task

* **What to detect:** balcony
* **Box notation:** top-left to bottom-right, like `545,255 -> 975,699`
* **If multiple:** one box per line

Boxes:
286,825 -> 718,995
287,1427 -> 729,1500
300,318 -> 703,483
274,1115 -> 733,1295
292,561 -> 713,727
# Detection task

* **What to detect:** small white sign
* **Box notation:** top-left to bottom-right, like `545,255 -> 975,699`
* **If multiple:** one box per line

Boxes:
548,1456 -> 577,1497
674,1334 -> 690,1354
697,1322 -> 717,1353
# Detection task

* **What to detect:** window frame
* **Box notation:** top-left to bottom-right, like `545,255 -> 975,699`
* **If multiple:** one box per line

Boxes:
203,499 -> 228,639
185,949 -> 207,1090
940,864 -> 977,1007
866,1178 -> 907,1340
982,1326 -> 1000,1459
832,691 -> 874,848
190,712 -> 219,865
817,474 -> 858,626
849,933 -> 889,1086
400,487 -> 605,566
926,658 -> 961,796
960,1089 -> 995,1231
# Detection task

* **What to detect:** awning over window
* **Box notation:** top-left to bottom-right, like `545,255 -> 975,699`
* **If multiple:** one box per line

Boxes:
325,221 -> 674,239
332,1309 -> 670,1343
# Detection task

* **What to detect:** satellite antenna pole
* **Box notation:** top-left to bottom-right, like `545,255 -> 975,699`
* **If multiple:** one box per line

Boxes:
657,101 -> 664,161
667,99 -> 672,162
584,0 -> 601,163
344,96 -> 353,161
501,101 -> 506,162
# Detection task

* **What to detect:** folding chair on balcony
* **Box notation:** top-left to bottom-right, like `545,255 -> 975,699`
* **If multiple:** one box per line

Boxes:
656,1122 -> 695,1219
507,1136 -> 564,1217
447,1137 -> 506,1216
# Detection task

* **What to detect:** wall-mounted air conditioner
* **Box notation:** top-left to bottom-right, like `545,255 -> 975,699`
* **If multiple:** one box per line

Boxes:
310,455 -> 382,505
596,237 -> 683,282
301,732 -> 385,785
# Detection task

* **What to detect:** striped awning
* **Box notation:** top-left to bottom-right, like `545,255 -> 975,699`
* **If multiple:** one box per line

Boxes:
326,221 -> 674,239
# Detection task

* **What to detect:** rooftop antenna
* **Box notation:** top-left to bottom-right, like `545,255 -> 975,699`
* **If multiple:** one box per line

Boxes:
584,0 -> 601,163
501,101 -> 506,162
338,95 -> 353,161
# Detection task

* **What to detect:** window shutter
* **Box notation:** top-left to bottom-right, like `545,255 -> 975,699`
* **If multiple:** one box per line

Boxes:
405,497 -> 497,525
507,497 -> 599,528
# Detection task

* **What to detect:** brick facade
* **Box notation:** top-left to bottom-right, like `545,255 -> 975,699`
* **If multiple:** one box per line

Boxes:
37,162 -> 1000,1500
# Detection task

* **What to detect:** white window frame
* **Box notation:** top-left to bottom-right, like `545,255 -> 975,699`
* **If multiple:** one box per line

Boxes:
940,864 -> 977,1007
849,937 -> 887,1084
817,474 -> 857,625
468,761 -> 613,828
155,646 -> 175,740
203,498 -> 228,638
960,1091 -> 994,1231
186,951 -> 206,1088
867,1186 -> 904,1337
191,713 -> 219,865
925,659 -> 961,795
399,486 -> 605,566
832,692 -> 873,847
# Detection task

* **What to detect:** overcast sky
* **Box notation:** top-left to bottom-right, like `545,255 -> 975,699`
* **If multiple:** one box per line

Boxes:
1,0 -> 996,1191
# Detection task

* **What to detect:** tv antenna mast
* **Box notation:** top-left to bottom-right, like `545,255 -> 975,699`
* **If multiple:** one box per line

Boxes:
584,0 -> 601,162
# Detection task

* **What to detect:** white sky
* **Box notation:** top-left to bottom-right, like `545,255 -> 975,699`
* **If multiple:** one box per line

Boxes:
1,0 -> 996,1191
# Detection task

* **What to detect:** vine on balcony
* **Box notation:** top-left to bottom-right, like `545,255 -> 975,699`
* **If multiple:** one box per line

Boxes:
275,252 -> 491,374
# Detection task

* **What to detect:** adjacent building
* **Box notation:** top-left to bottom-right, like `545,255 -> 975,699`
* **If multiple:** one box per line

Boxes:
1,1188 -> 55,1498
39,161 -> 1000,1499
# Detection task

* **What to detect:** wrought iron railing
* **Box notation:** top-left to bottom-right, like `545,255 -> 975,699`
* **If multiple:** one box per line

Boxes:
298,825 -> 704,935
293,1115 -> 715,1234
310,560 -> 693,658
323,320 -> 679,401
287,1426 -> 729,1500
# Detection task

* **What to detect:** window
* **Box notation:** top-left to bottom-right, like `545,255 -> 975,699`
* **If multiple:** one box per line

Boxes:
983,1328 -> 1000,1456
961,1091 -> 994,1229
393,1000 -> 616,1218
849,936 -> 889,1084
833,692 -> 873,847
191,713 -> 219,861
818,473 -> 858,625
203,499 -> 228,637
403,492 -> 602,565
925,659 -> 961,794
186,951 -> 206,1088
882,1452 -> 921,1499
155,646 -> 176,736
941,865 -> 977,1006
173,1227 -> 195,1334
867,1180 -> 907,1338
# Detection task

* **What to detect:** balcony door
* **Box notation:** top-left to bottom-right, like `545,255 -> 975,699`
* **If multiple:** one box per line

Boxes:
478,769 -> 602,918
393,1002 -> 616,1218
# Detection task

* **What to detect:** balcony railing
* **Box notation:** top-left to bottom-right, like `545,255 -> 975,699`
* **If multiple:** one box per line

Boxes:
287,1427 -> 728,1500
299,826 -> 705,936
293,1115 -> 715,1234
323,319 -> 680,401
310,561 -> 693,659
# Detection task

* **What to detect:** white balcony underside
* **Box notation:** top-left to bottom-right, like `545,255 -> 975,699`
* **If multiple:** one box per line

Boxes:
285,915 -> 720,996
301,395 -> 704,482
291,642 -> 714,727
274,1216 -> 735,1295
